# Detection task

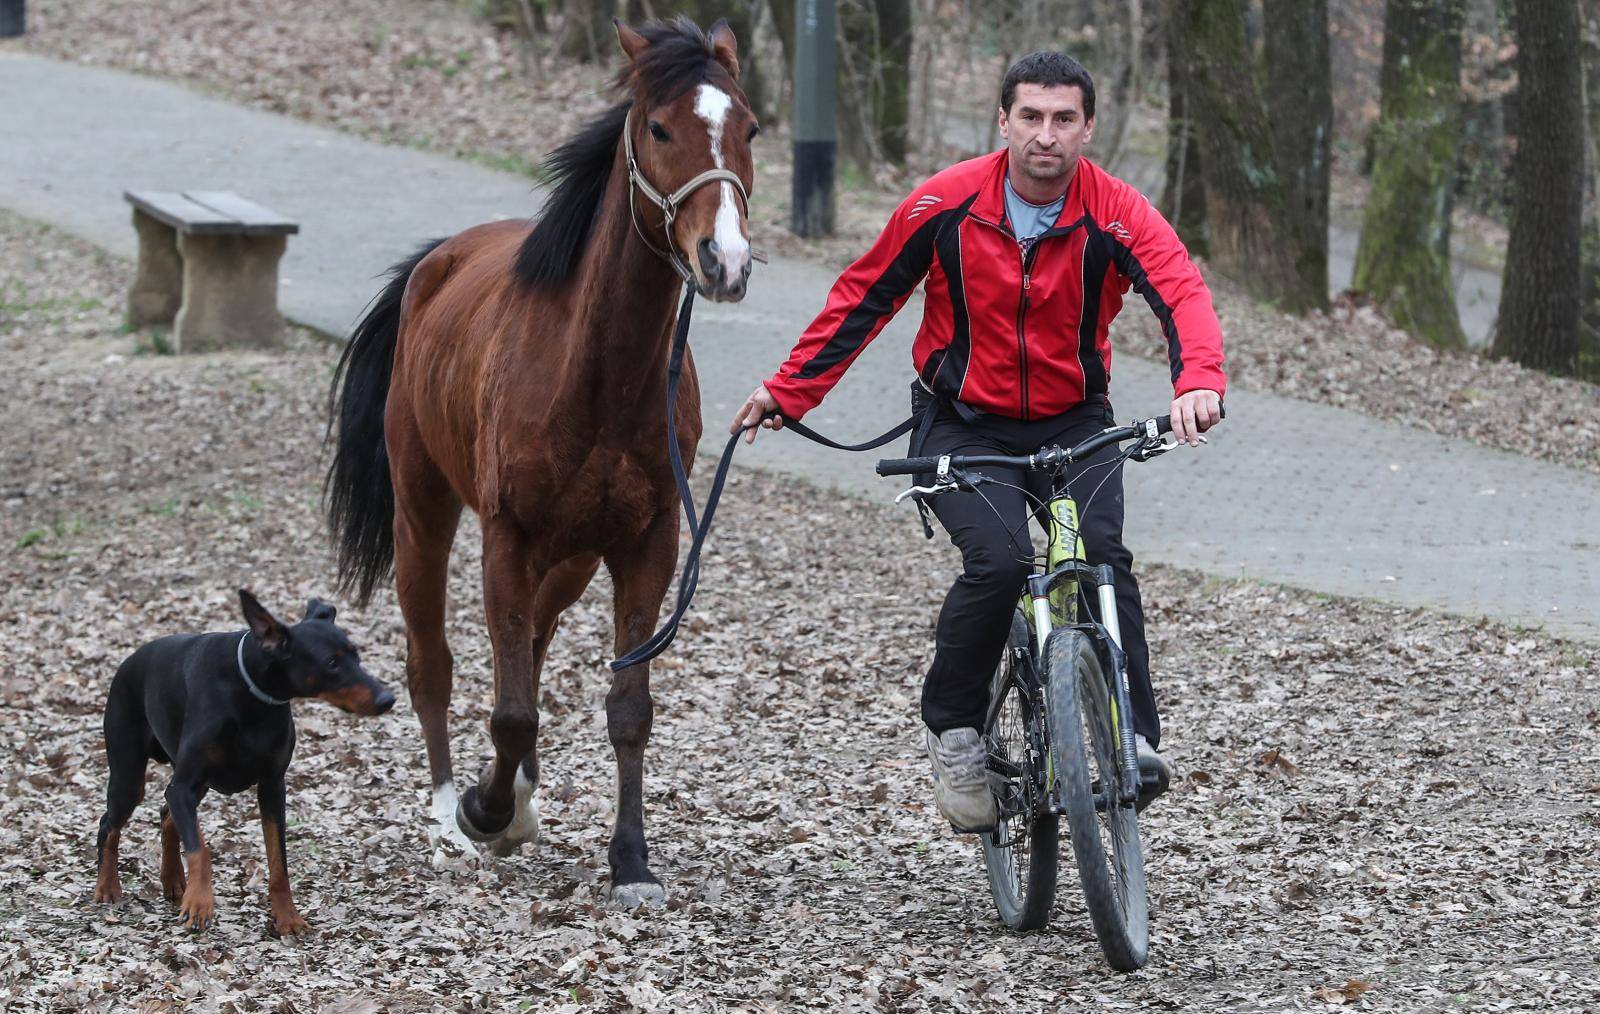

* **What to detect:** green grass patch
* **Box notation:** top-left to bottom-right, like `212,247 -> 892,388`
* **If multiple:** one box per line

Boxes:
16,528 -> 48,549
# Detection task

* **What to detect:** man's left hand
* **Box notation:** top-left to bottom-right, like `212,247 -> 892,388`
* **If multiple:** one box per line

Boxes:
1169,389 -> 1222,447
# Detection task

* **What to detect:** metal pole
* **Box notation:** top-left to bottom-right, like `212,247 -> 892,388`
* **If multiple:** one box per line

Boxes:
0,0 -> 24,38
791,0 -> 836,237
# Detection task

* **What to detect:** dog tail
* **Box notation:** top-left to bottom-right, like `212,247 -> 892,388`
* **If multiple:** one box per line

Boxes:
324,239 -> 444,608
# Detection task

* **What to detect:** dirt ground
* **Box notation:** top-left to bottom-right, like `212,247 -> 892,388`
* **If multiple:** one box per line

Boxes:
3,206 -> 1599,1011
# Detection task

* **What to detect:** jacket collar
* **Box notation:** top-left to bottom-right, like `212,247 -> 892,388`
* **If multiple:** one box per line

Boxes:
969,149 -> 1093,232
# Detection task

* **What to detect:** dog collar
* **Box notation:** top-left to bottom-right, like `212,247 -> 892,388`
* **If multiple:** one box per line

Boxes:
237,633 -> 290,707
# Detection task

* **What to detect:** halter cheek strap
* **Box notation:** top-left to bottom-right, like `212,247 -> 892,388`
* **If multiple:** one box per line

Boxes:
622,108 -> 764,285
237,633 -> 290,707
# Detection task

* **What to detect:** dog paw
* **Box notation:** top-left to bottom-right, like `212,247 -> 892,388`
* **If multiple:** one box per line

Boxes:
92,881 -> 123,905
178,891 -> 215,931
610,881 -> 667,910
270,910 -> 312,937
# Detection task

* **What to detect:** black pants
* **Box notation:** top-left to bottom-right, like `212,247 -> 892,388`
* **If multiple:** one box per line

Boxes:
915,387 -> 1160,748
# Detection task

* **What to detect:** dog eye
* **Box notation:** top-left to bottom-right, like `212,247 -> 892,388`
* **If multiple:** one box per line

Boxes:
747,122 -> 761,142
327,656 -> 339,669
648,121 -> 670,142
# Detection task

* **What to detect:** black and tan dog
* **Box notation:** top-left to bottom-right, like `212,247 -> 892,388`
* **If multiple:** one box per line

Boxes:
93,590 -> 394,934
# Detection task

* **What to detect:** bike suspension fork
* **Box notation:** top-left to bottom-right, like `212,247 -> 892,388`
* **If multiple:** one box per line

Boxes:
1095,564 -> 1141,805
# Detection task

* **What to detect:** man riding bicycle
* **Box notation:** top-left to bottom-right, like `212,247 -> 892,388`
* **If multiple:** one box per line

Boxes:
732,51 -> 1225,832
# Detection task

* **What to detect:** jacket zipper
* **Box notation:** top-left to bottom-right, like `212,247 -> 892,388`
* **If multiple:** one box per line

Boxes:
1017,238 -> 1040,420
973,213 -> 1061,421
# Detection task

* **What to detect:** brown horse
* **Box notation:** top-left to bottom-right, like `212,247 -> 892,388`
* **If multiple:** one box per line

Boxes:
326,17 -> 756,906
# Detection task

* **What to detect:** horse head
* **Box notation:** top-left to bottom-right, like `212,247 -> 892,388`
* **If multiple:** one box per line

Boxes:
616,17 -> 757,303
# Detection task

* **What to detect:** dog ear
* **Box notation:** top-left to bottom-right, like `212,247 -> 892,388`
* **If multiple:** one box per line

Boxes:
239,589 -> 287,652
304,598 -> 337,623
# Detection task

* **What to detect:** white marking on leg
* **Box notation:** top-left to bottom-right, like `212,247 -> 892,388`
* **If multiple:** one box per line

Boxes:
490,767 -> 541,856
428,782 -> 477,859
694,83 -> 750,280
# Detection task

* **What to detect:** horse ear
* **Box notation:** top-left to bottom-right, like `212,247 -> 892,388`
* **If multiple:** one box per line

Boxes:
614,17 -> 649,63
708,18 -> 740,81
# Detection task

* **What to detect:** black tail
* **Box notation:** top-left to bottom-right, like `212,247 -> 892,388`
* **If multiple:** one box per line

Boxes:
325,240 -> 444,607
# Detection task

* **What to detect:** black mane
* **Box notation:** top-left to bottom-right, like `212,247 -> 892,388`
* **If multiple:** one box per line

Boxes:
514,17 -> 736,290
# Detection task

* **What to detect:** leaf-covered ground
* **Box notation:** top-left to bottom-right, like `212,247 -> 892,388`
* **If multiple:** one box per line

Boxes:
3,210 -> 1599,1011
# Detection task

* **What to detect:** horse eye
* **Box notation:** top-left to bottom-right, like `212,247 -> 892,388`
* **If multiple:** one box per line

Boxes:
747,122 -> 761,142
648,121 -> 670,142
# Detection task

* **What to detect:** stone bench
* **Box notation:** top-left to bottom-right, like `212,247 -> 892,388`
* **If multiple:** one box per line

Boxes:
124,190 -> 299,353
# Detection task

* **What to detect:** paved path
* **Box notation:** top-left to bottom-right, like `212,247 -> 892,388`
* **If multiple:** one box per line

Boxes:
3,52 -> 1594,641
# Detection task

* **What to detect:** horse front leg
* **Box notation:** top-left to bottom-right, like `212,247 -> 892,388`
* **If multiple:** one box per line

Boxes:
602,510 -> 678,909
456,517 -> 544,844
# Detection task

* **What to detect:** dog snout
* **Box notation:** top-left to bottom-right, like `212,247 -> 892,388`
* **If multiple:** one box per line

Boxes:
372,687 -> 396,715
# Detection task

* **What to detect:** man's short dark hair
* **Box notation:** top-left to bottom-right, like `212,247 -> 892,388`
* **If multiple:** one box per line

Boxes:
1000,52 -> 1095,119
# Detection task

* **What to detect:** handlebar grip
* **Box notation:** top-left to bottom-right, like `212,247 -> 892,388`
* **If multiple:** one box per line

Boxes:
1154,402 -> 1226,435
876,456 -> 941,477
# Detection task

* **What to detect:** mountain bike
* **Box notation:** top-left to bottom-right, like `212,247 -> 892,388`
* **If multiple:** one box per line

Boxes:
876,410 -> 1205,971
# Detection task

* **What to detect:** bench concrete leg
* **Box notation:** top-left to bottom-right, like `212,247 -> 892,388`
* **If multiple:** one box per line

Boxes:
174,233 -> 286,353
127,209 -> 183,328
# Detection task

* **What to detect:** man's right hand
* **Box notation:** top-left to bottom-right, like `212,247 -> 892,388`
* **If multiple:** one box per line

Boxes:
731,384 -> 783,444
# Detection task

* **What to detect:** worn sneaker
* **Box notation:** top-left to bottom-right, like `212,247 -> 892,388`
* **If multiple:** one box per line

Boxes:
1135,734 -> 1171,812
926,727 -> 998,832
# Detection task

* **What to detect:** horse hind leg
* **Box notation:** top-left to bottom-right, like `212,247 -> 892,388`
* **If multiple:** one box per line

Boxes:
390,450 -> 469,858
486,554 -> 600,858
602,512 -> 679,909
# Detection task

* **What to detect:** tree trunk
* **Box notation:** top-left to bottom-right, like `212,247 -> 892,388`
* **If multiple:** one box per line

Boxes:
1264,0 -> 1331,310
875,0 -> 912,164
1493,0 -> 1584,375
1352,0 -> 1466,348
1164,0 -> 1316,312
1161,19 -> 1208,257
1580,3 -> 1600,379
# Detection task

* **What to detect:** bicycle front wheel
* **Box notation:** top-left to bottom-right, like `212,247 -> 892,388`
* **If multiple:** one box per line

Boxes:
1044,628 -> 1149,970
980,611 -> 1059,930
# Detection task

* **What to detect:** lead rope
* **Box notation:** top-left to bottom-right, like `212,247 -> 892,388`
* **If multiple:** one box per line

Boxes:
610,285 -> 926,671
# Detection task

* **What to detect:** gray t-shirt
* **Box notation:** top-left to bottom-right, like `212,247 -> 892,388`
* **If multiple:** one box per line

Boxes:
1003,176 -> 1066,243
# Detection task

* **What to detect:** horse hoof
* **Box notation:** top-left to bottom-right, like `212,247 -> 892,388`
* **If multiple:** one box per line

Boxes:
428,820 -> 480,863
611,881 -> 667,910
455,786 -> 512,843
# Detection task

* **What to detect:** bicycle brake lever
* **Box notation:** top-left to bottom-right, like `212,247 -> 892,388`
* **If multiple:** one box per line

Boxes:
894,483 -> 948,504
1130,438 -> 1174,462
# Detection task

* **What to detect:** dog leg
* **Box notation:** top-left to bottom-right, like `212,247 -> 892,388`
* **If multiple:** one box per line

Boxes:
165,777 -> 214,930
159,806 -> 186,901
259,777 -> 310,936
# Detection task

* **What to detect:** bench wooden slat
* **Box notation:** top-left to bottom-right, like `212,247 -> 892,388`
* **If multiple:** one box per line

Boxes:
122,190 -> 299,236
183,191 -> 299,235
124,190 -> 237,234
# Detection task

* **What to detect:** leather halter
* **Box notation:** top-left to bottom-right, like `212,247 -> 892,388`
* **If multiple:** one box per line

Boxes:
622,107 -> 755,287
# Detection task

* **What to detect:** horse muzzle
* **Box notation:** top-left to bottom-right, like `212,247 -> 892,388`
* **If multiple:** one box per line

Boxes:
696,237 -> 752,302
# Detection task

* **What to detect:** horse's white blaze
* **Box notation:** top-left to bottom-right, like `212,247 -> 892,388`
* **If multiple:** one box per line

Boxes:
693,83 -> 750,279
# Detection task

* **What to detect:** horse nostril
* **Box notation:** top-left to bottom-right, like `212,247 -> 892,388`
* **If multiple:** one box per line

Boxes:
697,238 -> 723,281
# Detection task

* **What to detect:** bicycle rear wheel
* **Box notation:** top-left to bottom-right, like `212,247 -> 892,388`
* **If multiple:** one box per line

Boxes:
1044,628 -> 1149,970
980,611 -> 1059,930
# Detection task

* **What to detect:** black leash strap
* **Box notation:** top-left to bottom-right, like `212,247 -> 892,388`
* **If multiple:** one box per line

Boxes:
610,285 -> 930,672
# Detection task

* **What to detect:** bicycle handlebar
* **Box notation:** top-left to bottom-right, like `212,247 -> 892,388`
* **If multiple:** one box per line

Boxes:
875,405 -> 1223,478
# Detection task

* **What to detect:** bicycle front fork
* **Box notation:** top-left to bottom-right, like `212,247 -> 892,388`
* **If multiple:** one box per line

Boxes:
1029,564 -> 1141,807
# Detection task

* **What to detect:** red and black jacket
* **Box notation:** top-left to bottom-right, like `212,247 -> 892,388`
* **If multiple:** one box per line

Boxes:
765,151 -> 1227,421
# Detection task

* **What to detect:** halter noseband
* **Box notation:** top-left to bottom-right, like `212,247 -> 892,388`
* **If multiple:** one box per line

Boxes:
622,107 -> 759,287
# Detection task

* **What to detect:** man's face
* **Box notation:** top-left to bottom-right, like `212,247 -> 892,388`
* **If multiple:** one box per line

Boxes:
999,83 -> 1094,185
